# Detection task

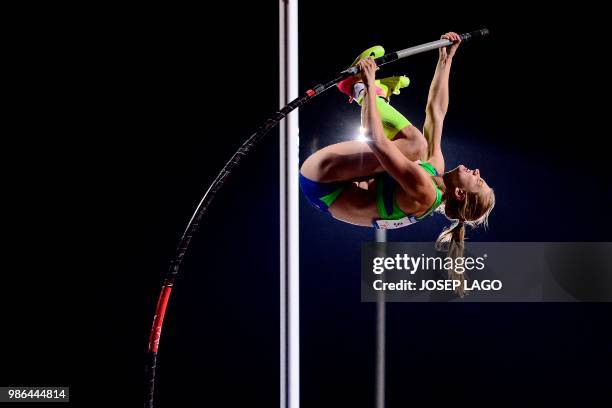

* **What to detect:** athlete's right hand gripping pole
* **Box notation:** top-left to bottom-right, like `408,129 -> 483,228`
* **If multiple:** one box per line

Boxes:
340,28 -> 490,77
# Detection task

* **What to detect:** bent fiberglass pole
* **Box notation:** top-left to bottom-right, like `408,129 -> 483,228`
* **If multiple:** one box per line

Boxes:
341,28 -> 490,76
144,28 -> 489,408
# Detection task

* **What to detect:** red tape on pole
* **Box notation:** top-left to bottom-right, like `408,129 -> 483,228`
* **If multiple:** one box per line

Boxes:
148,285 -> 173,353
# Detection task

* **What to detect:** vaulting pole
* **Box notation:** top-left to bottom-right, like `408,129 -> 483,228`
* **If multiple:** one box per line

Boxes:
341,29 -> 489,76
143,27 -> 488,408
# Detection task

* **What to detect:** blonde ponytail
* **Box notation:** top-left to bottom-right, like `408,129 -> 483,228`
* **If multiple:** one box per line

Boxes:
436,187 -> 495,297
435,219 -> 467,296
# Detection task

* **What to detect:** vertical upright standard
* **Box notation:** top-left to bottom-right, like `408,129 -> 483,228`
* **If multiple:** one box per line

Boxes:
375,229 -> 386,408
279,1 -> 300,408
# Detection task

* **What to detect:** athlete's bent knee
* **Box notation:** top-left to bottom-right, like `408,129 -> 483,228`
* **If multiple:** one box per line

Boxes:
300,151 -> 338,181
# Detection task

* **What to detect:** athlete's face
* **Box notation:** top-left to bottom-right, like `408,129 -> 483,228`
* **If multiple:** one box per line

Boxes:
448,164 -> 490,195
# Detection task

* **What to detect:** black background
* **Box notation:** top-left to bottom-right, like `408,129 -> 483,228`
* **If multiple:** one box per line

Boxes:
3,1 -> 612,406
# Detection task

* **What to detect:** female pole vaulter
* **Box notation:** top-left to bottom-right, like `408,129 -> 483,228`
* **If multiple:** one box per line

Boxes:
299,33 -> 495,294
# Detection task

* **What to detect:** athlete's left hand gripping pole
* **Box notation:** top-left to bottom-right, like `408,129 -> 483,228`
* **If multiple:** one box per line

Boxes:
144,28 -> 489,408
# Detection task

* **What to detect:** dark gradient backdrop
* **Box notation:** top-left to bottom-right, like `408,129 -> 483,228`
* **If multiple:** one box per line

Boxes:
3,2 -> 611,407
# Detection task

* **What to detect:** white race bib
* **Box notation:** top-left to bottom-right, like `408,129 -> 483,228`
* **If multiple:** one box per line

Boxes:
373,216 -> 419,230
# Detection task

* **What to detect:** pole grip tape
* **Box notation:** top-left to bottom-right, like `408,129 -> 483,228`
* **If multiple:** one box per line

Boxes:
460,28 -> 490,42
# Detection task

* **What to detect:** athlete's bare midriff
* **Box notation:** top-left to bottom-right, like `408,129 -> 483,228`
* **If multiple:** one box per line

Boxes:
328,179 -> 379,227
328,176 -> 436,227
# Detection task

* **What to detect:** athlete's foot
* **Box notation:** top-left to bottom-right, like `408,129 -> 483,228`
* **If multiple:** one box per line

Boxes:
378,75 -> 410,101
337,45 -> 385,102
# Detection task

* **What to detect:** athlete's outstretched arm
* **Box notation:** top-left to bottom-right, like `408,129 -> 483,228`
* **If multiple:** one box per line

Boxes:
424,32 -> 461,174
359,59 -> 433,197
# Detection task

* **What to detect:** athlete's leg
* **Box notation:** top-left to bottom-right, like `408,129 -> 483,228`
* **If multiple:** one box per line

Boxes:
300,138 -> 415,183
360,92 -> 428,160
302,78 -> 429,183
392,125 -> 428,160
